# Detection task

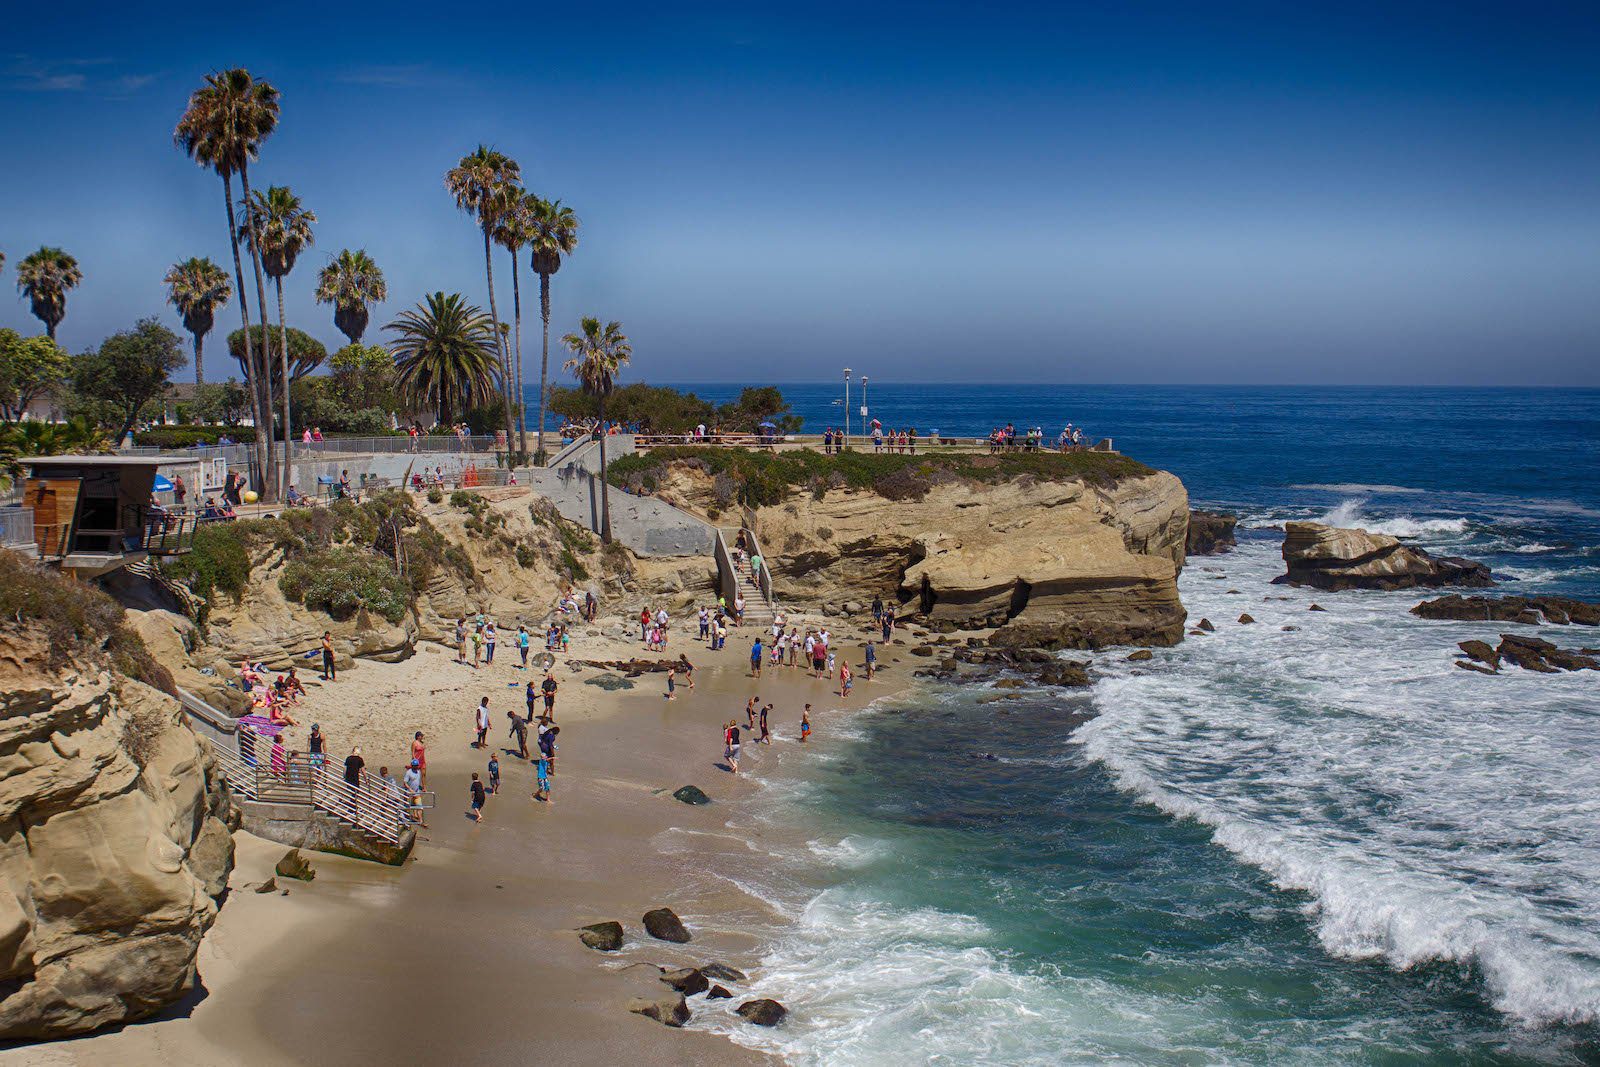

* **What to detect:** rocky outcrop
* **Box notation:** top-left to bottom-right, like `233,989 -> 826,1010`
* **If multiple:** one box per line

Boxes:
629,991 -> 690,1027
1491,634 -> 1599,674
0,631 -> 234,1040
643,907 -> 691,943
1186,510 -> 1237,556
1413,595 -> 1599,626
1277,523 -> 1493,592
734,471 -> 1189,650
578,921 -> 624,951
737,998 -> 788,1026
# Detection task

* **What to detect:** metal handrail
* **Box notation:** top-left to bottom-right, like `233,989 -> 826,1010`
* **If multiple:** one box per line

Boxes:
209,741 -> 418,846
740,526 -> 774,605
712,528 -> 739,611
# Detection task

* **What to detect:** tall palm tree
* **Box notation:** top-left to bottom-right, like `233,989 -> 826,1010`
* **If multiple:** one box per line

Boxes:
387,292 -> 502,424
174,68 -> 281,498
15,247 -> 82,340
562,317 -> 631,544
163,257 -> 232,386
493,193 -> 536,455
315,248 -> 387,344
241,185 -> 315,497
529,198 -> 579,462
444,146 -> 520,449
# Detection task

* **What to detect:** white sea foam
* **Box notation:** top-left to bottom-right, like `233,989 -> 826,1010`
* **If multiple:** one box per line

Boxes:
1079,540 -> 1600,1027
1315,498 -> 1471,539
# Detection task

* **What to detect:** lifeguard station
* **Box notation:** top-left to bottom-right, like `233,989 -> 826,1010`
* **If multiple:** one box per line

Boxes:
15,455 -> 196,579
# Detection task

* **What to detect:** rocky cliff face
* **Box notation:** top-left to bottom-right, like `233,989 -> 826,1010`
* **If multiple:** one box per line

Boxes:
0,630 -> 234,1040
738,470 -> 1190,649
1278,522 -> 1494,591
1186,510 -> 1237,556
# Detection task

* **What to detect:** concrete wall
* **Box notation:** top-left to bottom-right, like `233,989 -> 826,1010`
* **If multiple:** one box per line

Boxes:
237,799 -> 414,866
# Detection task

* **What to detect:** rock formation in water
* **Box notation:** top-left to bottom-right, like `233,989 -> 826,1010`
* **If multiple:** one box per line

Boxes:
1413,594 -> 1599,626
0,630 -> 234,1040
1276,522 -> 1493,592
1456,634 -> 1599,674
1185,510 -> 1237,556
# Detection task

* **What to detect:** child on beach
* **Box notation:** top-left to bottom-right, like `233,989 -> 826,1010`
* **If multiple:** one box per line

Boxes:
680,657 -> 696,689
746,697 -> 758,730
487,753 -> 501,794
517,626 -> 530,668
534,752 -> 552,802
759,703 -> 771,744
538,724 -> 559,773
800,704 -> 811,742
472,626 -> 484,667
666,667 -> 677,701
840,662 -> 853,698
827,650 -> 837,678
468,773 -> 487,821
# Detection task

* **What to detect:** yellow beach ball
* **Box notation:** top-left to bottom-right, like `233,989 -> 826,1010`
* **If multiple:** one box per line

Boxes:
242,490 -> 259,504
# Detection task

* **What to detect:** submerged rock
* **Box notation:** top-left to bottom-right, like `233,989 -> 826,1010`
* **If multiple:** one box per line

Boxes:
701,962 -> 747,983
578,921 -> 624,951
1126,649 -> 1153,661
629,992 -> 690,1027
643,907 -> 692,943
1278,522 -> 1493,592
1197,618 -> 1216,633
737,998 -> 788,1026
1458,640 -> 1500,670
672,785 -> 711,806
1238,613 -> 1255,625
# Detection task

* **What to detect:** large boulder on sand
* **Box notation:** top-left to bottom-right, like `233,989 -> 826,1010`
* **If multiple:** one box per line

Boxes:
643,907 -> 691,943
578,921 -> 624,951
629,992 -> 690,1027
737,998 -> 788,1026
1277,523 -> 1493,592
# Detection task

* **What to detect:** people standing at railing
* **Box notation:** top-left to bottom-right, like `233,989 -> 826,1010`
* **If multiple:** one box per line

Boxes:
344,746 -> 365,788
309,723 -> 326,767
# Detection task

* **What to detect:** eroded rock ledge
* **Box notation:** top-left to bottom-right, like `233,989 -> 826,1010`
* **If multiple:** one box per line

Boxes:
1276,522 -> 1493,592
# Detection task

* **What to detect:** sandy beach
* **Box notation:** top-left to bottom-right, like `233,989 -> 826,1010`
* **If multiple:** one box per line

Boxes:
3,611 -> 916,1066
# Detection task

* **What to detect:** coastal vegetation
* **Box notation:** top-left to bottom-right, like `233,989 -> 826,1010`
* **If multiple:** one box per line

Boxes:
315,249 -> 387,344
14,247 -> 82,340
163,257 -> 232,387
562,317 -> 632,543
607,444 -> 1154,507
549,383 -> 800,434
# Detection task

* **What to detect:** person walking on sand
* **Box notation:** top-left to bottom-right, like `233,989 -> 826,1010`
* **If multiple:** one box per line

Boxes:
840,662 -> 853,698
801,704 -> 812,743
487,753 -> 501,794
474,697 -> 490,748
538,723 -> 559,774
746,697 -> 759,730
665,666 -> 677,701
455,617 -> 468,665
725,721 -> 741,774
508,710 -> 530,758
411,732 -> 428,788
468,772 -> 487,822
321,631 -> 337,681
541,671 -> 559,720
308,722 -> 326,767
517,625 -> 530,668
534,750 -> 552,803
750,636 -> 764,678
680,655 -> 696,689
759,703 -> 771,745
865,640 -> 876,680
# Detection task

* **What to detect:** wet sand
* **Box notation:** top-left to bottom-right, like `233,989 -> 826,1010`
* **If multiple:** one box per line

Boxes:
12,616 -> 914,1066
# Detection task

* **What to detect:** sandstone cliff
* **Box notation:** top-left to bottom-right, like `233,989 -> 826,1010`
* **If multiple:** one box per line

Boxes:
662,465 -> 1190,649
1278,522 -> 1493,592
0,630 -> 234,1040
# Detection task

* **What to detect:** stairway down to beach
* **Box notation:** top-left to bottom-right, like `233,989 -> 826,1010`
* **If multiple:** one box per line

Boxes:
721,527 -> 778,626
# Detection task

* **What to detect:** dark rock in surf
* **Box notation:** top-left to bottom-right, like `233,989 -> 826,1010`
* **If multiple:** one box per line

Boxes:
1309,604 -> 1327,612
643,907 -> 692,943
629,992 -> 690,1027
701,962 -> 747,983
1457,640 -> 1500,670
578,921 -> 624,951
1277,522 -> 1493,591
660,967 -> 709,995
1126,650 -> 1153,662
1186,510 -> 1238,556
1197,618 -> 1215,632
708,984 -> 733,1000
1413,594 -> 1600,627
737,999 -> 788,1026
672,785 -> 711,806
1238,613 -> 1255,625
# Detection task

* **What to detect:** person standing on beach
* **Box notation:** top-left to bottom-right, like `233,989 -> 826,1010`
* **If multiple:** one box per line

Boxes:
666,667 -> 677,701
474,697 -> 491,748
746,697 -> 758,730
487,753 -> 501,794
640,607 -> 652,642
404,761 -> 426,826
750,636 -> 764,678
321,631 -> 336,681
508,710 -> 530,758
534,751 -> 552,803
827,649 -> 837,679
541,671 -> 559,720
759,703 -> 771,745
344,746 -> 364,788
468,773 -> 487,822
680,656 -> 696,689
872,597 -> 884,626
865,640 -> 876,680
801,704 -> 812,742
725,721 -> 741,773
839,662 -> 853,698
698,606 -> 710,641
484,620 -> 497,665
538,723 -> 559,774
455,618 -> 468,665
471,625 -> 484,668
812,640 -> 827,678
412,732 -> 427,788
517,625 -> 530,668
308,723 -> 325,767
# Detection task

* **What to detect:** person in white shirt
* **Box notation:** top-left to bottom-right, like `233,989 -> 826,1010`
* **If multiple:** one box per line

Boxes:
473,698 -> 491,748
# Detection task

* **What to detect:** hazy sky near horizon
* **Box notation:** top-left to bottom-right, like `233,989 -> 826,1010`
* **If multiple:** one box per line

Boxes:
2,2 -> 1598,386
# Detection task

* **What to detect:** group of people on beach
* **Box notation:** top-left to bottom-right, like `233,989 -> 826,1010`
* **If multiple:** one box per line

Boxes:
464,687 -> 559,820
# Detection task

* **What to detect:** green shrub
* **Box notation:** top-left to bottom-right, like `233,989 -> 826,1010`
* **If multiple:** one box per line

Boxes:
159,522 -> 253,609
427,488 -> 443,504
132,425 -> 236,448
279,547 -> 410,623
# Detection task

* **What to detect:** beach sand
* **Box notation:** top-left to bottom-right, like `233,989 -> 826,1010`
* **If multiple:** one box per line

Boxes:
4,614 -> 914,1066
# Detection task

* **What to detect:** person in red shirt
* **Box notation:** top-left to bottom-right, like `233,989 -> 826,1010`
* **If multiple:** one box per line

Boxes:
411,731 -> 428,788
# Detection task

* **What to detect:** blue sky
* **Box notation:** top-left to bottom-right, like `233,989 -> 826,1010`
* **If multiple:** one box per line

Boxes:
3,2 -> 1598,386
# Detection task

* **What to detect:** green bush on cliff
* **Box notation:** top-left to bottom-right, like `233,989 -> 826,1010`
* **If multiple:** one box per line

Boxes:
607,446 -> 1153,507
279,547 -> 410,623
159,521 -> 255,610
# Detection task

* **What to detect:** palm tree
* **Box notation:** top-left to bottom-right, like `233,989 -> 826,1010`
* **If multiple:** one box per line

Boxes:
562,317 -> 631,544
444,146 -> 520,449
316,248 -> 387,344
529,198 -> 579,462
174,68 -> 281,498
164,257 -> 232,386
240,185 -> 315,496
492,193 -> 536,455
15,247 -> 82,340
387,292 -> 502,424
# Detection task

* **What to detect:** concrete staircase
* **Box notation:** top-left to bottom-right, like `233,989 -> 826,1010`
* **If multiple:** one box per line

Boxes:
721,527 -> 777,626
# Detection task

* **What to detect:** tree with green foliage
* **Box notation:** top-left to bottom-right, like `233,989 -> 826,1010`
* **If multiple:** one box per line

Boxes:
445,146 -> 521,447
330,343 -> 398,411
174,67 -> 282,498
717,386 -> 802,433
163,256 -> 233,386
316,248 -> 387,344
189,379 -> 251,425
226,325 -> 327,401
548,382 -> 715,432
387,292 -> 502,424
529,197 -> 580,461
562,317 -> 631,544
14,247 -> 82,340
73,318 -> 187,442
0,329 -> 72,420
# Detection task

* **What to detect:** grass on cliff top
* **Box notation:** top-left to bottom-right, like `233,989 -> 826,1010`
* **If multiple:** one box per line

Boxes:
0,549 -> 175,695
606,446 -> 1154,508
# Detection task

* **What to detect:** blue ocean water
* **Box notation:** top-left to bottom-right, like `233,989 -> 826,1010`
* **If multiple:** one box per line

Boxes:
645,385 -> 1600,1064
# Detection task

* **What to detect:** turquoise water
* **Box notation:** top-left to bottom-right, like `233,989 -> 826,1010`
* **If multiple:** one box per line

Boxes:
660,386 -> 1600,1064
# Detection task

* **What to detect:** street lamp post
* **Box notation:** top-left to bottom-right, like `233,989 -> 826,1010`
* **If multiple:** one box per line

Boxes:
861,376 -> 870,445
843,368 -> 852,448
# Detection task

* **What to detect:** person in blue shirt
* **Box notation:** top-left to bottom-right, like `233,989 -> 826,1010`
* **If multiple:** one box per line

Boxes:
750,637 -> 764,678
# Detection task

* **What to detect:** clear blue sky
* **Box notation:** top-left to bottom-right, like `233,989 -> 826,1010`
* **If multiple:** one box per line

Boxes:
3,2 -> 1598,386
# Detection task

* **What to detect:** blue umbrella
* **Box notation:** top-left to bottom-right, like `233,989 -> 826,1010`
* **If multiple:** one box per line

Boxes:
153,474 -> 175,492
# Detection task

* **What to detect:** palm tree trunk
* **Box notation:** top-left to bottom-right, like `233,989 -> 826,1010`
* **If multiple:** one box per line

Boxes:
45,322 -> 57,341
238,160 -> 278,500
221,172 -> 266,487
194,333 -> 205,387
537,272 -> 551,463
597,391 -> 612,544
481,229 -> 516,453
276,276 -> 293,499
511,253 -> 526,456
